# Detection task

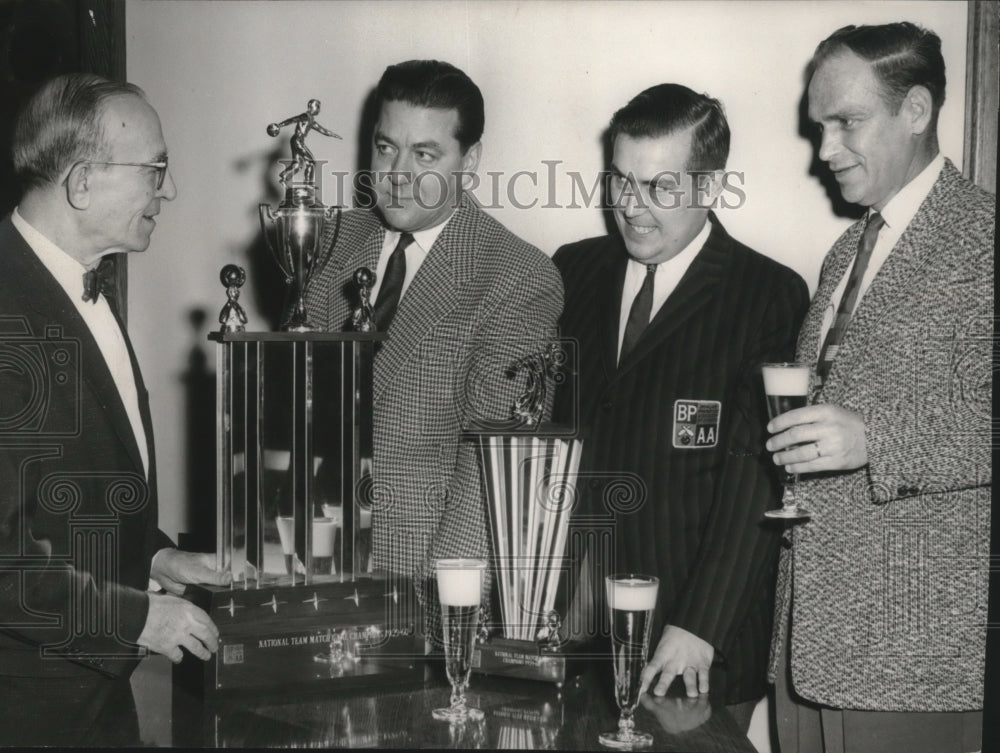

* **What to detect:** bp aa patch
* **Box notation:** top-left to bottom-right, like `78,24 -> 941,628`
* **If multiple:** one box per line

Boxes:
672,400 -> 721,448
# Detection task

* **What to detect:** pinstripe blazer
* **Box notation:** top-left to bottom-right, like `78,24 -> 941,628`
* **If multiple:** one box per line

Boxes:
768,160 -> 993,712
305,195 -> 563,582
554,214 -> 808,703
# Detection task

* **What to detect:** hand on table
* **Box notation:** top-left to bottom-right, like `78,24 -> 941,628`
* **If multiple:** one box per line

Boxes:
640,625 -> 714,698
766,403 -> 867,473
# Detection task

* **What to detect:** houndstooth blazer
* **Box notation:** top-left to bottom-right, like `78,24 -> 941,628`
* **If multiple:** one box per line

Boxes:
305,194 -> 563,584
768,159 -> 993,712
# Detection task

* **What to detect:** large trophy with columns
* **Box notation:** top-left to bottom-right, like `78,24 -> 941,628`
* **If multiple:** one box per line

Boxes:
181,102 -> 421,693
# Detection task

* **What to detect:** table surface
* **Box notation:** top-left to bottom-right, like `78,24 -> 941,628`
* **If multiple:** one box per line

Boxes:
131,654 -> 757,750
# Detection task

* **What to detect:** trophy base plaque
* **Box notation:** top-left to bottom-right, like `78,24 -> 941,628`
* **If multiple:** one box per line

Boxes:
181,575 -> 425,693
473,637 -> 587,686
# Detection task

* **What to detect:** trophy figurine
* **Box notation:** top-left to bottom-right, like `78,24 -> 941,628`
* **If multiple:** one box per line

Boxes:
469,343 -> 585,685
218,264 -> 248,334
260,99 -> 343,331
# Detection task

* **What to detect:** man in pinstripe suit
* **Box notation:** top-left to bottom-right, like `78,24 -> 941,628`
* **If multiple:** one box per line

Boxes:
766,23 -> 991,753
553,84 -> 808,730
305,61 -> 562,629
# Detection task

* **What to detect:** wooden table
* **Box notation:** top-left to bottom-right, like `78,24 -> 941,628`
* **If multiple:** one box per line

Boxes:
129,655 -> 756,750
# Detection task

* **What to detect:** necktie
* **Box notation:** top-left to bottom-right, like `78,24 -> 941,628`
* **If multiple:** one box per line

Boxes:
620,263 -> 656,361
373,232 -> 413,331
816,212 -> 885,383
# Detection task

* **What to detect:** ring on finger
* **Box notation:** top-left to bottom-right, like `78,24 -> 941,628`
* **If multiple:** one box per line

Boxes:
813,442 -> 821,459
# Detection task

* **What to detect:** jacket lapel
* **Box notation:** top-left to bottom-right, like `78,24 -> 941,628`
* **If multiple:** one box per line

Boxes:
811,161 -> 959,396
372,197 -> 476,403
598,250 -> 627,384
318,210 -> 384,331
796,222 -> 860,365
2,220 -> 147,475
614,214 -> 727,379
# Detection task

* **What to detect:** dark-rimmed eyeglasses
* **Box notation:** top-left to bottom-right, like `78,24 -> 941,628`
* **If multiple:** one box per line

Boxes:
80,159 -> 169,189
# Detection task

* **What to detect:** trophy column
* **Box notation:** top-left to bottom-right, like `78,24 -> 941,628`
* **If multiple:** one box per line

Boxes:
212,331 -> 379,585
181,329 -> 423,693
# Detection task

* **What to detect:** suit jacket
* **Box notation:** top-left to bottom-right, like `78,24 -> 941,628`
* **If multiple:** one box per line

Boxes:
305,195 -> 563,581
768,160 -> 993,712
554,214 -> 808,703
0,216 -> 172,680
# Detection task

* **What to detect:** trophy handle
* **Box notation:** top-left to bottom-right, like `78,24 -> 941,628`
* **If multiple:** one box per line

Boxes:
306,205 -> 342,285
259,203 -> 293,281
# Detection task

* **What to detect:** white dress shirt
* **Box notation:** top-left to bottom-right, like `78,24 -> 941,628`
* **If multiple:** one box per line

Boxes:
617,219 -> 711,361
370,215 -> 452,303
817,153 -> 945,349
12,208 -> 149,477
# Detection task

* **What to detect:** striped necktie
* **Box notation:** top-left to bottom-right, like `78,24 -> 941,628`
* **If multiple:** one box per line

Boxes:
816,212 -> 885,384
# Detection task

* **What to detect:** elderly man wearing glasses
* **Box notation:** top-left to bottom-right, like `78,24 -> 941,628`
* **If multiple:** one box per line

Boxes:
0,73 -> 228,746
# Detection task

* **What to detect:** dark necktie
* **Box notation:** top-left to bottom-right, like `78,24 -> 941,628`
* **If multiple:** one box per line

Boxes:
620,263 -> 656,361
373,232 -> 413,331
816,212 -> 885,383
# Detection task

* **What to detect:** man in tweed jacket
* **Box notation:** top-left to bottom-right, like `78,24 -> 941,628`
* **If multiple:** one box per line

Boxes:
305,61 -> 562,615
766,23 -> 992,753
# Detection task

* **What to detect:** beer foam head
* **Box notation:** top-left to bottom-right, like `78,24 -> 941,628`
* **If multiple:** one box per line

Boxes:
606,576 -> 659,611
762,363 -> 810,396
436,559 -> 486,606
312,517 -> 338,557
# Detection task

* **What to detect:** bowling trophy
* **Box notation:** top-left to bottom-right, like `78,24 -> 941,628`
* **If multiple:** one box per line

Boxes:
178,106 -> 422,694
259,98 -> 342,332
469,344 -> 588,685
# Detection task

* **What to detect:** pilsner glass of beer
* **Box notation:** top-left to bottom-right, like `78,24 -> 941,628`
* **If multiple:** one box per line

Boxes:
761,362 -> 812,519
600,574 -> 659,749
432,558 -> 487,723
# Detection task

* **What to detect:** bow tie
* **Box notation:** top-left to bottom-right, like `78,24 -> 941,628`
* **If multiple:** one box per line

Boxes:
82,262 -> 113,304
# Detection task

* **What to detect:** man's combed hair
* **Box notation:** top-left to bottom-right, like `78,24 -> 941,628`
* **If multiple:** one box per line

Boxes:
375,60 -> 484,152
12,73 -> 145,191
811,22 -> 946,115
609,83 -> 730,172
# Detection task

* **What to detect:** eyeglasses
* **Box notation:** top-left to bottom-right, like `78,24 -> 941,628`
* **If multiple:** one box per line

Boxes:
80,159 -> 170,189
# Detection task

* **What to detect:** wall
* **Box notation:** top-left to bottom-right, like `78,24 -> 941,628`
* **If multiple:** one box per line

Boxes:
125,0 -> 969,538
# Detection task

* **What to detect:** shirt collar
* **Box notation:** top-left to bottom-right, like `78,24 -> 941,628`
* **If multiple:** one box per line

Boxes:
385,211 -> 453,256
875,152 -> 945,230
11,207 -> 93,301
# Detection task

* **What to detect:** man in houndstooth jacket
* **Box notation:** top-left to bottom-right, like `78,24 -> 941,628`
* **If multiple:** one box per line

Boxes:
305,61 -> 562,631
766,23 -> 992,753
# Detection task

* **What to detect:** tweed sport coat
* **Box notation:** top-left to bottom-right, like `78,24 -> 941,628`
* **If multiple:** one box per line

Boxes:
305,194 -> 563,583
0,216 -> 173,680
768,160 -> 993,712
554,214 -> 808,703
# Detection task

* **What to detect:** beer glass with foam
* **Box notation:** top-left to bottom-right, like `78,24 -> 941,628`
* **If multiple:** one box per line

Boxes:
433,558 -> 487,722
600,574 -> 659,749
762,362 -> 812,518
